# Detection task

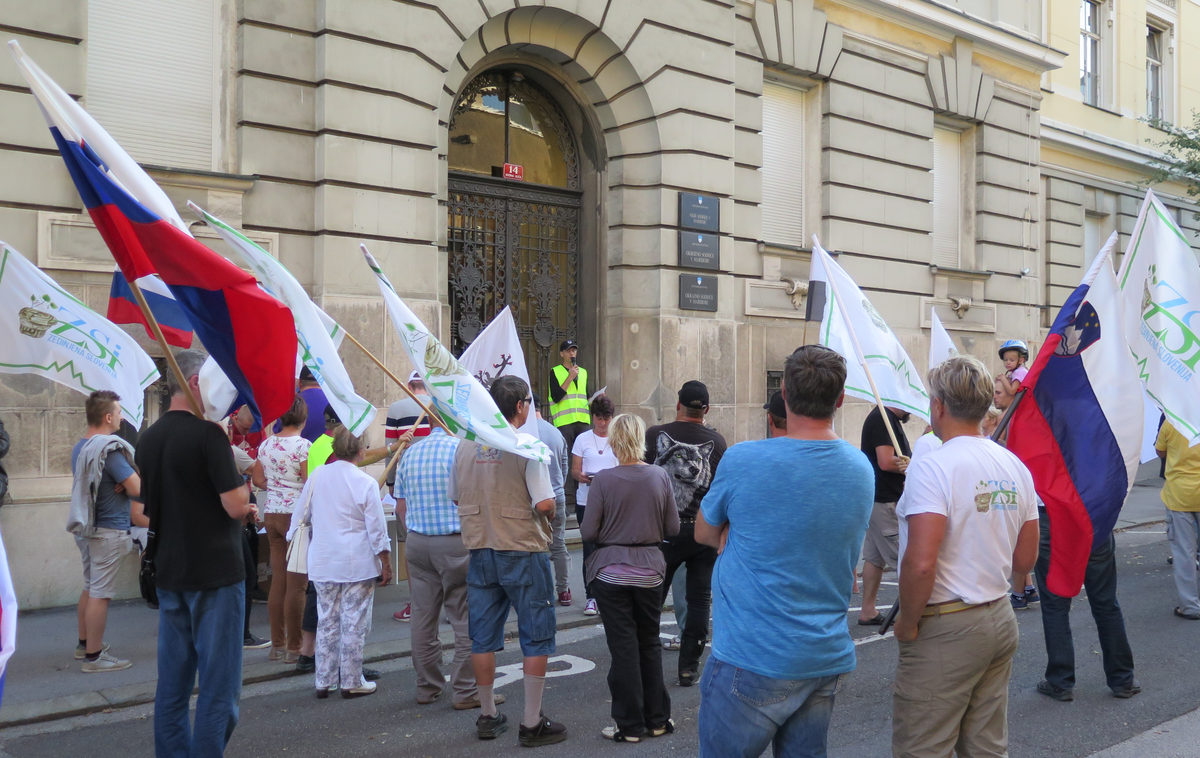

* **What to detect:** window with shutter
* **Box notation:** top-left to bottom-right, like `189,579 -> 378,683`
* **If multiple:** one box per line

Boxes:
86,0 -> 217,171
761,82 -> 806,247
931,127 -> 961,268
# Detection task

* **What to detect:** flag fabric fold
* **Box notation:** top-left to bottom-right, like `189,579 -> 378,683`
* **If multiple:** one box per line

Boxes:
458,307 -> 538,436
107,272 -> 193,348
192,204 -> 376,436
1117,189 -> 1200,446
10,41 -> 296,428
1008,232 -> 1144,597
361,244 -> 550,464
0,243 -> 159,427
809,237 -> 930,422
929,309 -> 958,371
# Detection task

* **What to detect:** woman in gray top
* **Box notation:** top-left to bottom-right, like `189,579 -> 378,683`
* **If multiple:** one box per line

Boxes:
580,414 -> 680,743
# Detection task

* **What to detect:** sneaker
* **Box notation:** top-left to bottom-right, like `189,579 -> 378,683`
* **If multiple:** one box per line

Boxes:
81,651 -> 133,673
341,680 -> 377,699
1024,588 -> 1041,606
393,604 -> 412,622
663,635 -> 682,651
476,712 -> 509,740
74,642 -> 108,661
1010,593 -> 1029,610
1036,680 -> 1073,702
296,655 -> 316,673
243,634 -> 271,650
601,726 -> 641,743
557,590 -> 573,607
454,693 -> 506,710
519,715 -> 568,747
583,599 -> 598,616
1112,680 -> 1142,699
250,587 -> 269,604
647,720 -> 675,738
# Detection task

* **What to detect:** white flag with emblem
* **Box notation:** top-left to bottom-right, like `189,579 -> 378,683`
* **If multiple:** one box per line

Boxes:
809,236 -> 930,422
459,307 -> 538,436
361,244 -> 550,463
0,243 -> 158,427
929,308 -> 958,371
1117,190 -> 1200,446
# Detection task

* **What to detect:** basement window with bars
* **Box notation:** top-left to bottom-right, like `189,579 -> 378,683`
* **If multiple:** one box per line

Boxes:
761,81 -> 807,248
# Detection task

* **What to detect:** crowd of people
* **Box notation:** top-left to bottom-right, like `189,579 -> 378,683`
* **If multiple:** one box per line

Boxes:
64,332 -> 1195,757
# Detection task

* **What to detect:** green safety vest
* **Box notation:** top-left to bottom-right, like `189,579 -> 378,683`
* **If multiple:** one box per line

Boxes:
549,364 -> 590,427
307,434 -> 334,476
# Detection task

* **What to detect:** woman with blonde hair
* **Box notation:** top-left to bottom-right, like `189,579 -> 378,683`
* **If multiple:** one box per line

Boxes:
580,413 -> 680,742
289,427 -> 392,698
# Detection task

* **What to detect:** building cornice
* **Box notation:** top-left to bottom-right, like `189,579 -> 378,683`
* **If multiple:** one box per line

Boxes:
1040,118 -> 1167,174
831,0 -> 1066,74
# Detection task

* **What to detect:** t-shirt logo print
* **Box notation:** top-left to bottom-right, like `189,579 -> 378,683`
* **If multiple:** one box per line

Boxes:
654,432 -> 714,514
974,479 -> 1019,512
973,481 -> 993,513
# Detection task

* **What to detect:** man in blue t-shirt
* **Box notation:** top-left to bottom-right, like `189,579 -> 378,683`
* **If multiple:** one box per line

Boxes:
70,390 -> 150,672
695,345 -> 874,757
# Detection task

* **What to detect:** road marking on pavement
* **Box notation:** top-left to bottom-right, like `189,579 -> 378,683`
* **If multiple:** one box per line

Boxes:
854,631 -> 894,646
492,655 -> 596,689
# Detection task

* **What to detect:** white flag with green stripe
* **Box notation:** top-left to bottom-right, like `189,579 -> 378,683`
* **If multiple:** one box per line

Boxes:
190,203 -> 376,436
361,244 -> 551,464
809,237 -> 930,422
1117,190 -> 1200,446
0,243 -> 158,427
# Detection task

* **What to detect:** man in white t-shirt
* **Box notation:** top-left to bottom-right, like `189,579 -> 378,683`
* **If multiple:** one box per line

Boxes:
892,356 -> 1039,758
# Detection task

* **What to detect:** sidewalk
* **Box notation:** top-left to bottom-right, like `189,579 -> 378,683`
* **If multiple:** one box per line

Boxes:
1,545 -> 598,728
1116,461 -> 1168,531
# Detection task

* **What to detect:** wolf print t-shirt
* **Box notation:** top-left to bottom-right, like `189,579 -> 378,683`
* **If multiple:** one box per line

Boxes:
644,421 -> 727,519
896,435 -> 1038,606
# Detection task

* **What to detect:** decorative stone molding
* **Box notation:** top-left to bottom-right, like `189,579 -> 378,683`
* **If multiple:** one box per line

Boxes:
926,38 -> 995,123
752,0 -> 843,78
745,279 -> 807,320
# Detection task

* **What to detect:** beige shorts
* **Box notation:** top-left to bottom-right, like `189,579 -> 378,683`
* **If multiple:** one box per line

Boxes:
862,501 -> 900,570
76,528 -> 133,600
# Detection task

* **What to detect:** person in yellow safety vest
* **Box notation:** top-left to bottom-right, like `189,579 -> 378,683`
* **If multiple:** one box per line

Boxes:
548,339 -> 591,456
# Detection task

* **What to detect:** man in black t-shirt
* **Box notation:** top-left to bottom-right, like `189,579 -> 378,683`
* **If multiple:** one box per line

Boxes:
857,405 -> 911,626
645,380 -> 726,687
136,350 -> 256,758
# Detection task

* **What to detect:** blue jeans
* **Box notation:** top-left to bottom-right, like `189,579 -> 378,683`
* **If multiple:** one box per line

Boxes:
155,583 -> 245,758
699,655 -> 841,758
467,549 -> 556,657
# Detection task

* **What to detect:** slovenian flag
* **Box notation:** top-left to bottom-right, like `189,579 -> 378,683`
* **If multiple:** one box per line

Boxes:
1007,233 -> 1144,597
9,41 -> 297,429
107,272 -> 193,349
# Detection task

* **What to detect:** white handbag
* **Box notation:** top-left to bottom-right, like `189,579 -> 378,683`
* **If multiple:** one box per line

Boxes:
286,486 -> 314,575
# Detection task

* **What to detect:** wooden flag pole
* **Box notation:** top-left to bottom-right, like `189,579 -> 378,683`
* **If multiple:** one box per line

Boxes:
377,411 -> 426,487
341,331 -> 451,434
990,388 -> 1026,443
818,250 -> 906,456
126,278 -> 204,419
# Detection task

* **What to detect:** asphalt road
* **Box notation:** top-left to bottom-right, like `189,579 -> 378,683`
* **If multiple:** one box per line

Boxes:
2,528 -> 1196,758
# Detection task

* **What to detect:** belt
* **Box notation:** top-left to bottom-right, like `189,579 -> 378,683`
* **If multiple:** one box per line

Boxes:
920,597 -> 1000,618
679,517 -> 696,525
596,542 -> 660,548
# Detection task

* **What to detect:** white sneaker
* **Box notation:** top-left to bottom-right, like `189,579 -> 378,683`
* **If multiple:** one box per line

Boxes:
583,599 -> 599,616
341,679 -> 377,699
74,642 -> 109,661
81,651 -> 132,673
664,635 -> 682,651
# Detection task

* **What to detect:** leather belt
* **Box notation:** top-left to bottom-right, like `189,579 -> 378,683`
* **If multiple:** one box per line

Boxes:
920,597 -> 1000,618
679,517 -> 696,525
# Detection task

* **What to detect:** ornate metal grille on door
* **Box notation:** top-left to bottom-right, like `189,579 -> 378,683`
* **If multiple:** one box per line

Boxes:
447,178 -> 581,405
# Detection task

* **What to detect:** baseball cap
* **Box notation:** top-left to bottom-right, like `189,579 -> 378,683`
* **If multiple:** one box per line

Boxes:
560,339 -> 579,351
408,370 -> 422,383
678,380 -> 709,410
764,390 -> 786,418
299,365 -> 315,382
323,404 -> 341,427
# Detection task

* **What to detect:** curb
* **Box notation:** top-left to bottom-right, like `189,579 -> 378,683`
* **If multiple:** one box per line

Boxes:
0,613 -> 605,729
1113,519 -> 1166,533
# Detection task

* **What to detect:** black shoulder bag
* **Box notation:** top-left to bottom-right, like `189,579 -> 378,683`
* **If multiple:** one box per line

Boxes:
138,443 -> 164,609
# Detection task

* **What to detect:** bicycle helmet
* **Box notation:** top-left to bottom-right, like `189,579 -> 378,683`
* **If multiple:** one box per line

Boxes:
998,339 -> 1028,360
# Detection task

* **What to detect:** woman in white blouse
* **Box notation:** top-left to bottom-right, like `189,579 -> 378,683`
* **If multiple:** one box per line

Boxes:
289,427 -> 392,698
252,395 -> 310,662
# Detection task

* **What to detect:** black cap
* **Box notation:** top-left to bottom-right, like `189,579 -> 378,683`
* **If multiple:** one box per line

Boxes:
299,365 -> 315,382
323,404 -> 341,427
560,339 -> 579,351
678,380 -> 709,410
764,390 -> 786,418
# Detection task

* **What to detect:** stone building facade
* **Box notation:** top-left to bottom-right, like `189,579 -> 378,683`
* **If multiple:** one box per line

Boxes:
0,0 -> 1197,607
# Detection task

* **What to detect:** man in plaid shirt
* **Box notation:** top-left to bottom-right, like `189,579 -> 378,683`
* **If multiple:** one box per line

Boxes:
395,426 -> 505,711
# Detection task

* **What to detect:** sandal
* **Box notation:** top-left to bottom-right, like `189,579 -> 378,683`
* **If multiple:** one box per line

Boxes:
858,613 -> 885,626
601,726 -> 643,743
1174,607 -> 1200,620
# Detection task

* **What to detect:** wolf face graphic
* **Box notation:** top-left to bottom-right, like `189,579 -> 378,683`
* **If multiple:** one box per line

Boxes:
654,432 -> 714,513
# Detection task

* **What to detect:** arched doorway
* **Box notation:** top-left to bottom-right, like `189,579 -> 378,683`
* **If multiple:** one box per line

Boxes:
446,70 -> 582,404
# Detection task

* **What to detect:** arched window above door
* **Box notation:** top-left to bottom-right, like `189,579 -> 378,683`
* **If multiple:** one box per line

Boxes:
449,72 -> 579,190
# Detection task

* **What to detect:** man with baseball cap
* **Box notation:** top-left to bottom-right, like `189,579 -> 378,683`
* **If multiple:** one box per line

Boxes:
384,371 -> 434,622
547,340 -> 590,456
764,391 -> 787,438
645,380 -> 727,686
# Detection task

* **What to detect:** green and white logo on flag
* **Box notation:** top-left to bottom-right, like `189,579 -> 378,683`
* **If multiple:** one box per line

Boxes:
0,243 -> 158,427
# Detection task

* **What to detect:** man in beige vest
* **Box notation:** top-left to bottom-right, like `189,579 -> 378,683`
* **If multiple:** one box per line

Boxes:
448,375 -> 565,748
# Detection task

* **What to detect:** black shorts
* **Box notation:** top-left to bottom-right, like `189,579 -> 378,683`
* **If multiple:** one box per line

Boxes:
302,581 -> 318,633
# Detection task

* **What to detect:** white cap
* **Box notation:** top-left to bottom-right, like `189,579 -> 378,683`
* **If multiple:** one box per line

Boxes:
408,370 -> 422,383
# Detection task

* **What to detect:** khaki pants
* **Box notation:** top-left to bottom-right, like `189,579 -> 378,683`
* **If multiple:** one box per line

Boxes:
892,599 -> 1019,758
407,531 -> 475,703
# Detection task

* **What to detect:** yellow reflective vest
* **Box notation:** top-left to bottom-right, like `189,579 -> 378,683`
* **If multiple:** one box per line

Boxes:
549,364 -> 590,427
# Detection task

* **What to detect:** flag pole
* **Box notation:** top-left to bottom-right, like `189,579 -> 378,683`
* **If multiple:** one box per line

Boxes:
377,411 -> 426,487
126,278 -> 204,419
341,331 -> 451,434
818,248 -> 907,456
990,388 -> 1026,443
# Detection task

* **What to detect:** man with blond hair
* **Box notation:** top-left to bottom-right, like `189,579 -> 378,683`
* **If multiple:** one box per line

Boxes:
892,356 -> 1039,758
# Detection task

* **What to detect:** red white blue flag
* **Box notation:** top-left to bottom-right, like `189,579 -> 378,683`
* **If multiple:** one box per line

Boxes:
10,41 -> 296,428
107,272 -> 193,349
1008,233 -> 1144,597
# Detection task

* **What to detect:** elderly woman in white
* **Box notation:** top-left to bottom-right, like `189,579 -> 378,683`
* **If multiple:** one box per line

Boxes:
289,428 -> 393,698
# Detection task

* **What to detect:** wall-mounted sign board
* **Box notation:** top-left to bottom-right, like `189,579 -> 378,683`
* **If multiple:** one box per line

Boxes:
679,193 -> 719,232
679,231 -> 719,270
679,274 -> 718,312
